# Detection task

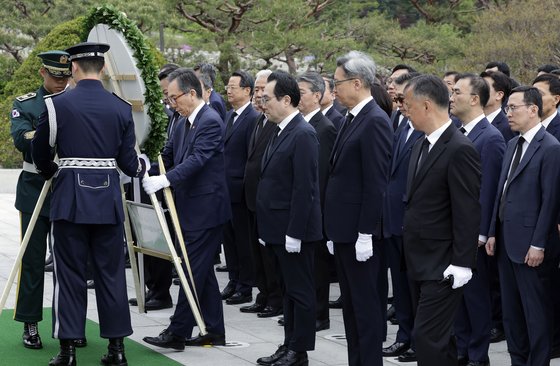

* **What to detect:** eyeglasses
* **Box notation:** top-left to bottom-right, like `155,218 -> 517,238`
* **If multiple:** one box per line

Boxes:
504,104 -> 532,114
168,92 -> 187,105
333,78 -> 356,86
393,95 -> 405,103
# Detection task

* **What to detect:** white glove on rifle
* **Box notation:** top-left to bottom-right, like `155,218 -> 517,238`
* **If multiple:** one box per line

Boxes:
142,175 -> 170,195
285,235 -> 301,253
138,153 -> 150,169
442,264 -> 472,289
355,233 -> 373,262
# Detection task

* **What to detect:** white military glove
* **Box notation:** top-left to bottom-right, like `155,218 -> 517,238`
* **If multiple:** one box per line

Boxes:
285,235 -> 301,253
258,238 -> 266,246
326,240 -> 334,255
142,175 -> 170,195
138,153 -> 150,168
442,264 -> 473,289
355,233 -> 373,262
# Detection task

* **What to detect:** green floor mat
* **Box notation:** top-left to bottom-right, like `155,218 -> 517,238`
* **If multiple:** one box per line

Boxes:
0,308 -> 182,365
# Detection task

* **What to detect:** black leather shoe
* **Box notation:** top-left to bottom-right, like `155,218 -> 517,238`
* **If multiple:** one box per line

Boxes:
489,327 -> 505,343
277,317 -> 284,326
216,265 -> 229,272
240,302 -> 266,313
23,322 -> 42,349
226,292 -> 252,305
49,340 -> 76,366
386,305 -> 396,319
389,315 -> 399,325
258,306 -> 283,318
382,341 -> 410,357
145,298 -> 173,311
143,329 -> 185,350
466,362 -> 489,366
221,283 -> 236,300
45,262 -> 54,272
328,296 -> 342,309
458,355 -> 469,366
185,332 -> 225,346
173,278 -> 180,286
101,338 -> 127,366
316,319 -> 330,331
257,345 -> 288,365
397,349 -> 417,362
271,349 -> 308,366
86,280 -> 95,289
73,338 -> 87,348
551,345 -> 560,359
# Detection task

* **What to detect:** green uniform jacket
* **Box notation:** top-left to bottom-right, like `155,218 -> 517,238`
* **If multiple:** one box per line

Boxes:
10,86 -> 51,217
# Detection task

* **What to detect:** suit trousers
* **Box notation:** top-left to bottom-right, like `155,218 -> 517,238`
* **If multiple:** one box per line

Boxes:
334,242 -> 383,366
168,225 -> 225,338
384,236 -> 414,345
314,239 -> 331,321
223,201 -> 253,294
497,230 -> 553,366
271,243 -> 316,352
455,247 -> 491,362
51,220 -> 132,339
409,278 -> 463,366
15,212 -> 49,323
486,252 -> 503,330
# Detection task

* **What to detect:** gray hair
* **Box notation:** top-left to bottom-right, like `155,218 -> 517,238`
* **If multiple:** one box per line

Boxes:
255,69 -> 272,82
296,71 -> 325,100
198,73 -> 212,90
336,51 -> 376,88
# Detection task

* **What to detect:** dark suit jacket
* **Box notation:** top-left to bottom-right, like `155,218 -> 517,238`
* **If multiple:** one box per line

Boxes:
244,114 -> 277,212
224,104 -> 258,203
256,114 -> 322,244
324,106 -> 344,131
488,127 -> 560,263
209,90 -> 227,122
161,104 -> 231,231
545,112 -> 560,141
403,124 -> 481,280
491,110 -> 516,142
383,119 -> 424,237
308,112 -> 337,206
324,99 -> 393,243
466,119 -> 505,238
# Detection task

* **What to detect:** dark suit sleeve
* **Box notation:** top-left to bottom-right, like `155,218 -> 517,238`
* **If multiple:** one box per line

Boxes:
479,133 -> 505,237
286,129 -> 320,239
116,111 -> 146,178
31,110 -> 58,179
449,143 -> 481,267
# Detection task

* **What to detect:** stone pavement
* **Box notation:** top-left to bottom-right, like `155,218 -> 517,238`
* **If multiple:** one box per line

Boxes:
0,170 -> 558,365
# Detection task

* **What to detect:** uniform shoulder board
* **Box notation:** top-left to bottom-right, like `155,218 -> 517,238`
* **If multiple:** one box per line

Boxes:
112,92 -> 131,106
16,92 -> 37,102
43,89 -> 66,99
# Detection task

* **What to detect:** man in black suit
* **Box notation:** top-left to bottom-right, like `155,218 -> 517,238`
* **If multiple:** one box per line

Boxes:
481,70 -> 516,142
255,71 -> 322,366
324,51 -> 393,366
320,75 -> 344,130
194,63 -> 227,121
220,70 -> 259,305
486,86 -> 560,366
450,74 -> 506,366
403,75 -> 481,366
296,71 -> 337,332
240,69 -> 283,318
532,73 -> 560,359
387,65 -> 415,131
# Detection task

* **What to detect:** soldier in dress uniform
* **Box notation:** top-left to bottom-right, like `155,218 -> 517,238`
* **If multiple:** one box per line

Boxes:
10,50 -> 71,350
31,42 -> 148,366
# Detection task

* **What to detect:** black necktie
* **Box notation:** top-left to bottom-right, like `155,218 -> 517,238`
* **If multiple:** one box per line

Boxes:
226,111 -> 237,136
393,110 -> 401,131
397,121 -> 411,156
265,126 -> 281,161
499,137 -> 525,221
415,138 -> 430,176
459,127 -> 466,134
338,113 -> 354,139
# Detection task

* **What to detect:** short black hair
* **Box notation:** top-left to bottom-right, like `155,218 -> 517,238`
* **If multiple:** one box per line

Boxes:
394,72 -> 421,86
455,73 -> 490,108
443,71 -> 459,78
267,70 -> 300,107
480,70 -> 512,100
510,85 -> 543,118
550,69 -> 560,77
532,73 -> 560,107
297,71 -> 326,100
537,64 -> 559,74
168,67 -> 203,99
74,58 -> 104,74
392,64 -> 416,74
322,74 -> 335,92
194,63 -> 216,87
231,70 -> 254,96
370,83 -> 392,118
485,61 -> 510,77
405,74 -> 450,110
158,63 -> 180,80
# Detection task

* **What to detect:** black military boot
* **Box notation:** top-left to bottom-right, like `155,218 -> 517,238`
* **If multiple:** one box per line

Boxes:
101,337 -> 127,366
22,322 -> 43,349
49,339 -> 76,366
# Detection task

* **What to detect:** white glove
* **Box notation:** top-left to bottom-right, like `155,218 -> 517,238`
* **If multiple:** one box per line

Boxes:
142,175 -> 170,195
285,235 -> 301,253
138,153 -> 150,169
258,238 -> 266,246
119,170 -> 131,185
326,241 -> 334,255
355,233 -> 373,262
443,264 -> 473,289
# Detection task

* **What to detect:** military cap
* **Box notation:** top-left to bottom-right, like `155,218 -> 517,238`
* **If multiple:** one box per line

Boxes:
65,42 -> 110,61
37,50 -> 71,78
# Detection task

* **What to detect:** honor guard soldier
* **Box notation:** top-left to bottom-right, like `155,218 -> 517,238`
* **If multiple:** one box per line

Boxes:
10,50 -> 71,350
32,42 -> 148,366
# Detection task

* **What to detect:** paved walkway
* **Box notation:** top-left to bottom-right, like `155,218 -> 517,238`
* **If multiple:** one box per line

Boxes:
0,171 -> 557,365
